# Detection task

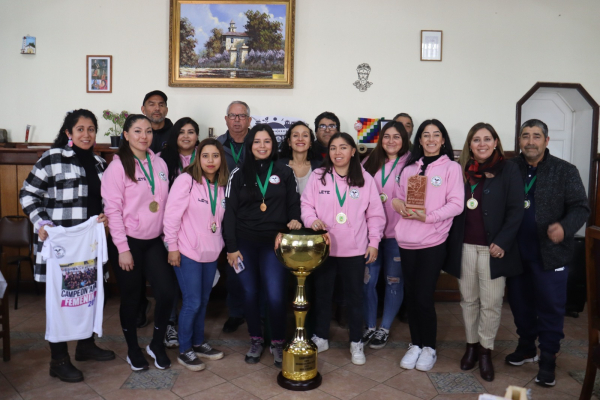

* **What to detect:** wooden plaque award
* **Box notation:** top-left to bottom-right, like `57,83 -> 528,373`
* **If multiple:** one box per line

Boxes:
406,175 -> 427,216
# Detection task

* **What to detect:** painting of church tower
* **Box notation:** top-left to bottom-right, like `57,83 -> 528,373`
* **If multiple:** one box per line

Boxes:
222,20 -> 249,67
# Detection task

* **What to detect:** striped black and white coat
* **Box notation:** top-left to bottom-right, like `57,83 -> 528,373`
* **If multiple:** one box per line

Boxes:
19,146 -> 106,282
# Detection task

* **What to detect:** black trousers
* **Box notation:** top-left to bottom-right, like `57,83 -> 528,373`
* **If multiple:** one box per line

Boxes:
400,242 -> 446,349
108,235 -> 176,349
313,255 -> 364,342
49,337 -> 94,360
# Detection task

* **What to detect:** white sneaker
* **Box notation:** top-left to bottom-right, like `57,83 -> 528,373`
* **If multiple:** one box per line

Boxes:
311,335 -> 329,353
350,341 -> 366,365
400,344 -> 422,369
415,347 -> 437,371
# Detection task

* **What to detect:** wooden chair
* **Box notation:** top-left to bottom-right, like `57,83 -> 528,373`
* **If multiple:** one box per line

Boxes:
0,289 -> 9,361
580,225 -> 600,399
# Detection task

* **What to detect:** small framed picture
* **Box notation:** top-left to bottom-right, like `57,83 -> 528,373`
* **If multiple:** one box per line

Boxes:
86,55 -> 112,93
21,36 -> 36,54
421,30 -> 442,61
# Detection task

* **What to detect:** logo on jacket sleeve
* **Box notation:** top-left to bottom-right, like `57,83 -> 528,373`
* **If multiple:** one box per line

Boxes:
350,189 -> 360,199
221,199 -> 226,209
395,175 -> 400,183
159,171 -> 167,181
431,176 -> 442,187
269,175 -> 280,184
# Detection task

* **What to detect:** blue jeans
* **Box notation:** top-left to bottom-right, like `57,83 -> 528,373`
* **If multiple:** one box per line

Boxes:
363,238 -> 404,330
173,255 -> 217,353
237,238 -> 288,340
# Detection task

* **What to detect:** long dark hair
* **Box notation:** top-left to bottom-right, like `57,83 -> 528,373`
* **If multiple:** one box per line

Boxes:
319,132 -> 364,187
278,121 -> 318,161
118,114 -> 152,182
402,119 -> 455,174
240,124 -> 279,198
160,117 -> 200,189
52,109 -> 98,148
363,121 -> 410,177
184,138 -> 230,186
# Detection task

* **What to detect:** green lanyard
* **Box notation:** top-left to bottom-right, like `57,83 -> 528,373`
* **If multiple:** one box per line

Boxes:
331,173 -> 347,207
206,178 -> 218,216
134,153 -> 155,195
230,142 -> 243,164
256,161 -> 274,199
470,182 -> 479,195
381,157 -> 400,188
524,175 -> 537,196
179,149 -> 196,173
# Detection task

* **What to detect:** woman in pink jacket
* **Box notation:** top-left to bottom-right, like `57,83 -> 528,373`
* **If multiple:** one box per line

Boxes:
163,138 -> 229,371
102,114 -> 176,371
392,119 -> 464,372
301,132 -> 385,366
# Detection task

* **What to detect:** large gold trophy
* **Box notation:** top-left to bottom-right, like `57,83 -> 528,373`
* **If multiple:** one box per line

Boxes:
275,228 -> 329,391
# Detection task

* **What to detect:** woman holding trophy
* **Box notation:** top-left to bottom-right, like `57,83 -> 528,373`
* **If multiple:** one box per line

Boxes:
392,119 -> 464,372
301,132 -> 385,365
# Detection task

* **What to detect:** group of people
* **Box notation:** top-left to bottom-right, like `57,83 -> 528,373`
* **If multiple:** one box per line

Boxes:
18,90 -> 589,389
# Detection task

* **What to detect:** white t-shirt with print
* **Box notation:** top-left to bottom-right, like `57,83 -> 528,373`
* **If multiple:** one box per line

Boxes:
42,216 -> 107,342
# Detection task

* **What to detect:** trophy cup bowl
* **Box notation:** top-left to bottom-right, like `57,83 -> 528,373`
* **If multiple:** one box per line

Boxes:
275,228 -> 329,391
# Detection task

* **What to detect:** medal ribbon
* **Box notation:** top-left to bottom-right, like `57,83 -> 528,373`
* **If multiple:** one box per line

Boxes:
179,149 -> 196,173
230,142 -> 243,164
331,173 -> 348,207
524,176 -> 537,196
470,182 -> 479,195
134,153 -> 155,195
381,157 -> 401,188
206,178 -> 218,217
256,161 -> 274,200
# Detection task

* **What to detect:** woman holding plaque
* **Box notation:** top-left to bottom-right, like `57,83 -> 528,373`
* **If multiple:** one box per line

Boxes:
163,138 -> 229,371
223,124 -> 301,368
102,114 -> 176,371
301,132 -> 385,365
392,119 -> 464,371
361,121 -> 410,349
444,123 -> 524,381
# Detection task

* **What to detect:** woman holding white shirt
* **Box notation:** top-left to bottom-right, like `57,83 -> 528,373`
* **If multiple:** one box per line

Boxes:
102,114 -> 176,371
392,119 -> 464,372
301,132 -> 385,365
163,138 -> 229,371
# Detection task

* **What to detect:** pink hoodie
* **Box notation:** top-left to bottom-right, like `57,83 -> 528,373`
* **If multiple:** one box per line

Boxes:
101,151 -> 170,253
301,168 -> 385,257
393,155 -> 464,249
364,153 -> 409,239
157,147 -> 197,172
163,173 -> 225,263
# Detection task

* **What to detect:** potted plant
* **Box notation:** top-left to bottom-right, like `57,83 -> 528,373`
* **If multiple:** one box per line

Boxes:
103,110 -> 129,148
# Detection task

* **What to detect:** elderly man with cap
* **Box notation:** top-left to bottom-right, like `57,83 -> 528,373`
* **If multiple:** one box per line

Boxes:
141,90 -> 173,153
506,119 -> 589,387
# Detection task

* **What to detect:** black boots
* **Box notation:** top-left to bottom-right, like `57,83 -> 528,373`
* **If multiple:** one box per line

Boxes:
49,356 -> 84,383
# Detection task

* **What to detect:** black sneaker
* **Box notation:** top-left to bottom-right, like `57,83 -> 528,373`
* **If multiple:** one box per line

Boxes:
75,343 -> 116,362
178,348 -> 206,371
245,337 -> 264,364
505,345 -> 539,366
126,347 -> 149,371
535,352 -> 556,387
361,328 -> 376,345
193,343 -> 224,360
270,341 -> 285,368
222,316 -> 245,333
146,343 -> 171,369
137,298 -> 151,328
164,323 -> 179,348
369,328 -> 390,349
49,356 -> 84,383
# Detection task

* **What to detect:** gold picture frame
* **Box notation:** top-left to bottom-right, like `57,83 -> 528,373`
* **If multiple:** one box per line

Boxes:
86,55 -> 112,93
169,0 -> 295,89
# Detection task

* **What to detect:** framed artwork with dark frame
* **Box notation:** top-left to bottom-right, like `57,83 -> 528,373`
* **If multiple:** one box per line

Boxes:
86,55 -> 112,93
169,0 -> 295,89
421,30 -> 443,61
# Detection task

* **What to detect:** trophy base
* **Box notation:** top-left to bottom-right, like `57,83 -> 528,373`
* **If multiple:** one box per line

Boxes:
277,371 -> 322,391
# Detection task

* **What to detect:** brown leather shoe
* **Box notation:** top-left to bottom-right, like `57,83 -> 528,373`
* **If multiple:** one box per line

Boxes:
479,344 -> 494,382
460,343 -> 479,370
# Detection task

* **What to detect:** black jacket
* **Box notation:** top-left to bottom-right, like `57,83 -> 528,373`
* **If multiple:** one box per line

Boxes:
444,161 -> 524,279
217,130 -> 246,172
150,118 -> 173,154
223,161 -> 301,252
510,150 -> 589,270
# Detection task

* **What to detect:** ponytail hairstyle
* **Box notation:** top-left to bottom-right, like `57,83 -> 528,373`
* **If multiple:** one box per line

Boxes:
52,109 -> 98,148
363,121 -> 410,177
118,114 -> 152,182
319,132 -> 365,187
184,138 -> 230,186
160,117 -> 200,190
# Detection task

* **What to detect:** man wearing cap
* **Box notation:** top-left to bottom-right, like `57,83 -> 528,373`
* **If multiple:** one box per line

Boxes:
141,90 -> 172,153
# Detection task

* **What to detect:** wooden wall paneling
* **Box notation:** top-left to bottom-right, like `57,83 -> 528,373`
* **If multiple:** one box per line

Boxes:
0,165 -> 19,284
16,165 -> 34,285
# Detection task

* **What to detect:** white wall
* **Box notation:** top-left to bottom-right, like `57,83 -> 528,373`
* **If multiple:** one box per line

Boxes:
1,0 -> 600,150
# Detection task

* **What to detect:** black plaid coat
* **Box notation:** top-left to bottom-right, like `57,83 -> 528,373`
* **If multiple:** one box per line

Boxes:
19,146 -> 107,282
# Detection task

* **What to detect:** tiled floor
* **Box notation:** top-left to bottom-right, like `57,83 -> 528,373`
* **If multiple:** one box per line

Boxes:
1,292 -> 597,399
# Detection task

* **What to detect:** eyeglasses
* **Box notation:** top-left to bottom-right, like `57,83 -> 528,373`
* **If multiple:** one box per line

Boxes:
318,124 -> 337,130
227,113 -> 248,120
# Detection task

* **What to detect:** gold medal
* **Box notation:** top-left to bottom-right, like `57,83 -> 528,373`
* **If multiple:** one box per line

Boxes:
466,197 -> 478,210
260,201 -> 267,212
380,193 -> 388,203
211,222 -> 217,233
149,201 -> 159,213
336,212 -> 347,224
524,200 -> 531,209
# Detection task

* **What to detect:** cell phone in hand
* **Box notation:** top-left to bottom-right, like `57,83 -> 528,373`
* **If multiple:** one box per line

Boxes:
234,257 -> 245,274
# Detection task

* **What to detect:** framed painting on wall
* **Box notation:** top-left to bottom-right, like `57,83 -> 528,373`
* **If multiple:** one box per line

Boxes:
421,30 -> 442,61
86,55 -> 112,93
169,0 -> 295,89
